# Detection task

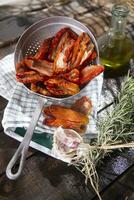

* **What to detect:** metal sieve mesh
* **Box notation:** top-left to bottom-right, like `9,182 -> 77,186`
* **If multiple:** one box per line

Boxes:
25,41 -> 41,56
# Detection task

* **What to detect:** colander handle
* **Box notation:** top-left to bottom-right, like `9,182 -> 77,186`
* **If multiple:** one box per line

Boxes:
6,98 -> 46,180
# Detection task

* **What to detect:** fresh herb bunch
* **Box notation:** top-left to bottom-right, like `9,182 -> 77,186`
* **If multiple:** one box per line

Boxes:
73,75 -> 134,200
95,76 -> 134,160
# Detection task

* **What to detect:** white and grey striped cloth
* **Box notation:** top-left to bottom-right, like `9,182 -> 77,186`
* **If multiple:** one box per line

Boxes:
0,53 -> 103,145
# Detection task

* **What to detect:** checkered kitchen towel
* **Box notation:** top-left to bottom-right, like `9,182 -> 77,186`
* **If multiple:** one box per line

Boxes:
0,53 -> 103,143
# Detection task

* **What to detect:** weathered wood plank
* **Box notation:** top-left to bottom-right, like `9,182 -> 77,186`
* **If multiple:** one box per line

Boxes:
99,165 -> 134,200
0,130 -> 37,175
0,147 -> 133,200
0,154 -> 94,200
0,96 -> 8,110
98,149 -> 134,188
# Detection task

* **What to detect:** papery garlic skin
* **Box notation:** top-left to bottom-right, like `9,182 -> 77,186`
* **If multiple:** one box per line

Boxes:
52,127 -> 83,162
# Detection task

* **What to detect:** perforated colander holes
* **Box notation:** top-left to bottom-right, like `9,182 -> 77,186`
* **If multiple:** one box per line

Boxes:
25,40 -> 42,57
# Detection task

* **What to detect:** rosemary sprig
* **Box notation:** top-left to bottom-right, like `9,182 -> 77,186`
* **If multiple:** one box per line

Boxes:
97,76 -> 134,149
73,75 -> 134,200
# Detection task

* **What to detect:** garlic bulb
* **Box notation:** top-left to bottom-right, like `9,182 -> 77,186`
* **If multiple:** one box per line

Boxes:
52,127 -> 83,162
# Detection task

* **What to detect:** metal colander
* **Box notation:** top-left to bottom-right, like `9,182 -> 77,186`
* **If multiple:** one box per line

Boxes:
14,16 -> 99,100
6,16 -> 99,181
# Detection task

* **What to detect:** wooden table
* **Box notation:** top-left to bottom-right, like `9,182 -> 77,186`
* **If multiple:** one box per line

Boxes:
0,1 -> 134,200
